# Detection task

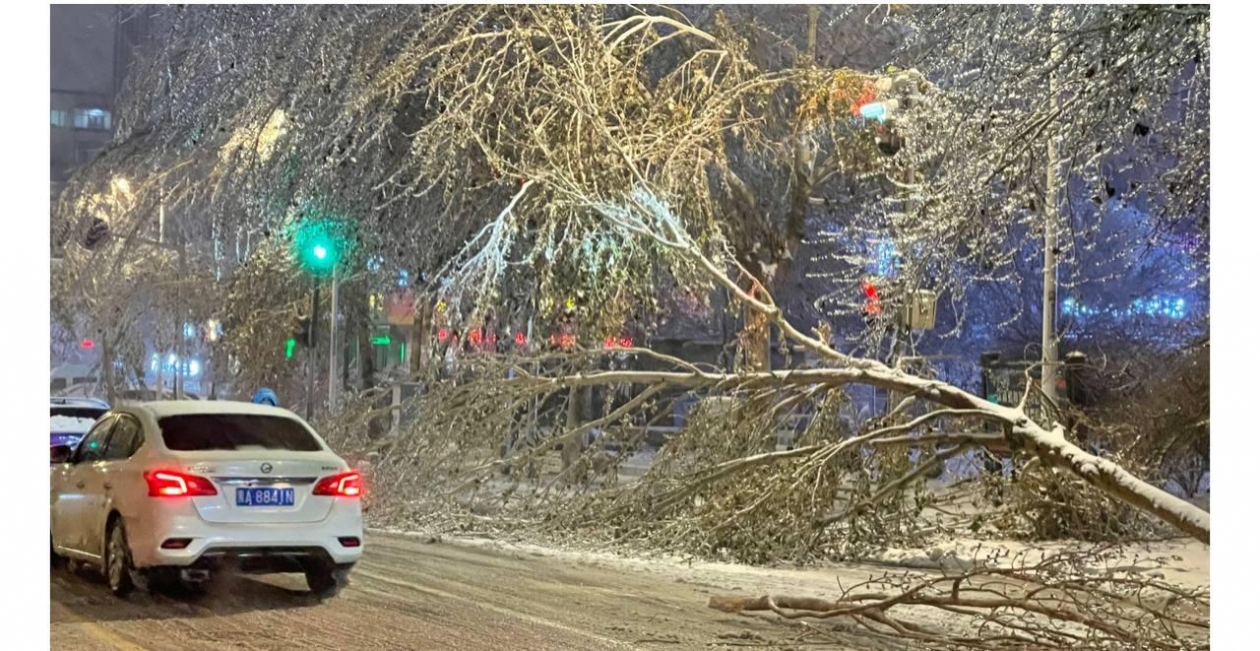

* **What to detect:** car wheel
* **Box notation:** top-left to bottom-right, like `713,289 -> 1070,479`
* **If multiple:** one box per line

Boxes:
105,520 -> 137,597
305,564 -> 351,599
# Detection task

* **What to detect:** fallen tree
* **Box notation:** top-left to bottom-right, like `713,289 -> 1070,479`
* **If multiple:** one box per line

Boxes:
369,5 -> 1209,545
707,544 -> 1208,650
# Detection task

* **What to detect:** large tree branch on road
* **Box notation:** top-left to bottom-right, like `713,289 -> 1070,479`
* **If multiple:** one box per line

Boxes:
708,545 -> 1208,650
586,188 -> 1208,544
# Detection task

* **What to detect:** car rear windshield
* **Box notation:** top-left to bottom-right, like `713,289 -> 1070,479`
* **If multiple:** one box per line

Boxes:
158,414 -> 323,452
51,407 -> 108,420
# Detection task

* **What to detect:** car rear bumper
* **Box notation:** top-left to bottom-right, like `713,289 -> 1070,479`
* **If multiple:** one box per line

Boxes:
129,508 -> 363,568
181,546 -> 356,574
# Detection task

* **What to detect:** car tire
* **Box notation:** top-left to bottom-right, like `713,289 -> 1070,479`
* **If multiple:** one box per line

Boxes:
305,564 -> 351,599
105,519 -> 137,598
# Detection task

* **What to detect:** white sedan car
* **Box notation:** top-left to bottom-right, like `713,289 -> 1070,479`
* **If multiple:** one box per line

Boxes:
50,401 -> 363,598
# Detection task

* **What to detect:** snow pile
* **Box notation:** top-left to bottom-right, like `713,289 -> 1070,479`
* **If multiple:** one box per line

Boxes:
50,415 -> 97,434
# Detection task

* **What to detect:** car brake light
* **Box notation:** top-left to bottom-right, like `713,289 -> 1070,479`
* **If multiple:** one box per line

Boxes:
145,470 -> 218,497
313,472 -> 362,497
338,537 -> 361,548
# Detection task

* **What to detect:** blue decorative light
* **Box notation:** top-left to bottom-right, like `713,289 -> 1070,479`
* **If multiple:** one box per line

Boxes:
867,238 -> 898,277
1063,295 -> 1188,320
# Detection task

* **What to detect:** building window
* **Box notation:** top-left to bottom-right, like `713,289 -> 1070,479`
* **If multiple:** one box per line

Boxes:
72,108 -> 111,131
50,109 -> 69,127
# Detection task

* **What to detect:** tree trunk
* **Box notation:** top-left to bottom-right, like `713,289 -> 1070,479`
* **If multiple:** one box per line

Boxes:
560,385 -> 586,484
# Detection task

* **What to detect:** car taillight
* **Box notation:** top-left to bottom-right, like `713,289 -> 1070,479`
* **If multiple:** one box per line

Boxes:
313,472 -> 362,497
145,470 -> 218,497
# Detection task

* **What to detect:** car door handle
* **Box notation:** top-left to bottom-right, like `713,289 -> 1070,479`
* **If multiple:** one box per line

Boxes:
75,481 -> 85,489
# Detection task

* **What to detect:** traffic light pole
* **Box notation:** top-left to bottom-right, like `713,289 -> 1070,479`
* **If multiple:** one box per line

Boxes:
306,280 -> 320,420
1041,8 -> 1063,410
327,270 -> 339,412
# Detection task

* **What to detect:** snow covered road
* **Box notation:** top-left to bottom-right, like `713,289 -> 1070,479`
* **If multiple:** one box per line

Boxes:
50,529 -> 1208,650
50,531 -> 900,650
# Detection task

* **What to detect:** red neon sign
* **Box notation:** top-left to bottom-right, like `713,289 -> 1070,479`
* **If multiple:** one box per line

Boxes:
603,335 -> 636,349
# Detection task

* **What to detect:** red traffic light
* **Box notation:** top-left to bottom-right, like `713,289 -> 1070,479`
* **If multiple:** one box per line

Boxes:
861,279 -> 880,301
79,339 -> 96,349
861,279 -> 883,320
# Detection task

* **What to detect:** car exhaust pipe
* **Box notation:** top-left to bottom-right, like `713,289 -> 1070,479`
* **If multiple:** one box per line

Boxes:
180,569 -> 211,583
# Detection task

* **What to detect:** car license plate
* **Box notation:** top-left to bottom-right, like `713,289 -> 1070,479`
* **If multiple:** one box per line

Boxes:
236,487 -> 295,507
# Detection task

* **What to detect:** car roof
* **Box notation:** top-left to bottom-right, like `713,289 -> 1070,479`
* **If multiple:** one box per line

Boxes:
50,397 -> 110,409
128,400 -> 303,420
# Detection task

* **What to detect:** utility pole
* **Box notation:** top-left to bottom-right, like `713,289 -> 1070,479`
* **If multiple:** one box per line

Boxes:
306,281 -> 320,420
327,270 -> 339,412
1041,6 -> 1063,409
101,334 -> 116,405
175,231 -> 188,401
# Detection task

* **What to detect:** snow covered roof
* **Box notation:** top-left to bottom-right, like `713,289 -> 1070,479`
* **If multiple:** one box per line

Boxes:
50,415 -> 98,434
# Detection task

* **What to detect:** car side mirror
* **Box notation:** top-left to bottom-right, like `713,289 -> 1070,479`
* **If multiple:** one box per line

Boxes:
51,445 -> 73,465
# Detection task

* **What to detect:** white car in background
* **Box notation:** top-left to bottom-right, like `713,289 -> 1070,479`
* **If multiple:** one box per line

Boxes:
50,401 -> 363,599
50,397 -> 110,448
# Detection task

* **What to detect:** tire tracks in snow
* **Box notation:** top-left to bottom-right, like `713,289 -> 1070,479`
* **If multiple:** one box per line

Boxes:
353,566 -> 636,650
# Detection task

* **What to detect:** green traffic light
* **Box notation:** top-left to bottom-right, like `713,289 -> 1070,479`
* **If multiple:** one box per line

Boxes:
285,338 -> 296,359
292,218 -> 345,277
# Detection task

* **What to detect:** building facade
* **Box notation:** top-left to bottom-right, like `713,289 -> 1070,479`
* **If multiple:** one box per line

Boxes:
50,5 -> 153,211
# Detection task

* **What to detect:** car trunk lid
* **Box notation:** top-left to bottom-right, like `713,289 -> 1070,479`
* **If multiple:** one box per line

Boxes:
174,451 -> 346,524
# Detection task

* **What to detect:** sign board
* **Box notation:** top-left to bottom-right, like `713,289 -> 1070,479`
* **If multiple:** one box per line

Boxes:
900,290 -> 938,331
386,289 -> 416,326
980,358 -> 1045,425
